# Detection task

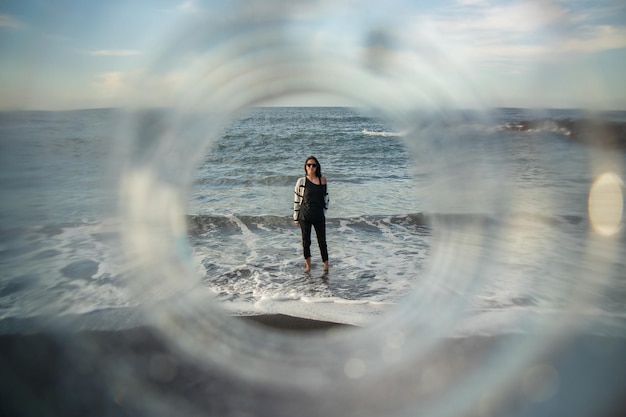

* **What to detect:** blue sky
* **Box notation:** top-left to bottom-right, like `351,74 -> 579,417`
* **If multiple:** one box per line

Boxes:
1,0 -> 625,110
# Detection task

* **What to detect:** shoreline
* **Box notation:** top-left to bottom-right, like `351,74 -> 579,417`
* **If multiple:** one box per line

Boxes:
239,313 -> 355,330
0,311 -> 355,335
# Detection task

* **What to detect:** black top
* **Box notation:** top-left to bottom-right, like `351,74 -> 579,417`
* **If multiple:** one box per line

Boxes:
300,178 -> 326,221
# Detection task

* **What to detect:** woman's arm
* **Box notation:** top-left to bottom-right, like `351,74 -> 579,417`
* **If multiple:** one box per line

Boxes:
322,176 -> 329,212
293,177 -> 304,222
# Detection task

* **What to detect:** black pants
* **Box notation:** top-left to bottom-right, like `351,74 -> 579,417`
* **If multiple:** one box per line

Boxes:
299,218 -> 328,262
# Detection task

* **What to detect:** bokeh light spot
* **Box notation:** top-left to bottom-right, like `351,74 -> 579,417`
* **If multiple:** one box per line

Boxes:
588,172 -> 624,237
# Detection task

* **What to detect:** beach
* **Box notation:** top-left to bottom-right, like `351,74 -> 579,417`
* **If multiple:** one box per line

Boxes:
2,0 -> 626,414
1,315 -> 625,417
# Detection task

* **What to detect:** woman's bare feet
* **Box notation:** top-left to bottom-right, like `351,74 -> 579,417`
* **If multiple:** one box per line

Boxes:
323,261 -> 329,273
304,258 -> 311,273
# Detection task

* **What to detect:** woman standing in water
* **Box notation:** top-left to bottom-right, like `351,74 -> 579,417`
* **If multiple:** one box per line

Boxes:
293,156 -> 329,273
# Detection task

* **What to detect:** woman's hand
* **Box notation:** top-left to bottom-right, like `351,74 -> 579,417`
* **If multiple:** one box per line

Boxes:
294,221 -> 299,226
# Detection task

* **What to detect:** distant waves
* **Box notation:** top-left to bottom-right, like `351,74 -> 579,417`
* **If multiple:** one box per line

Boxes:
499,118 -> 626,148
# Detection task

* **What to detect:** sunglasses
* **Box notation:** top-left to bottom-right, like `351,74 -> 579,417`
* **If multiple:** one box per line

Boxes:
306,163 -> 317,168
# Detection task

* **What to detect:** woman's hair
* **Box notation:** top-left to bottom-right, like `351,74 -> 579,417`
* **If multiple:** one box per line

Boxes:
304,155 -> 322,179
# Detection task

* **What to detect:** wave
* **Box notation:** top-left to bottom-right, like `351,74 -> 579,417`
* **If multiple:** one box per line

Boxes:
361,129 -> 404,137
187,213 -> 429,236
1,212 -> 586,241
186,212 -> 587,236
193,172 -> 410,187
498,118 -> 626,148
194,174 -> 299,187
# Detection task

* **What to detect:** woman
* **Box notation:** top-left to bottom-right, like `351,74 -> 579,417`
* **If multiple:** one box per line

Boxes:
293,156 -> 329,273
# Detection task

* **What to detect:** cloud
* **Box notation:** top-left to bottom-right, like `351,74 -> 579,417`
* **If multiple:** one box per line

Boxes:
89,69 -> 189,108
95,72 -> 125,90
90,71 -> 142,107
156,0 -> 201,14
89,49 -> 142,57
0,14 -> 23,29
405,0 -> 626,66
430,1 -> 572,41
177,1 -> 196,12
563,24 -> 626,53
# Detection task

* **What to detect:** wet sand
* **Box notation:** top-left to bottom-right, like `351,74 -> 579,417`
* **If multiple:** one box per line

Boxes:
0,315 -> 625,417
240,313 -> 352,330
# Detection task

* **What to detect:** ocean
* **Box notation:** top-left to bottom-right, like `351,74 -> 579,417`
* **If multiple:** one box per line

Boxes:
1,106 -> 625,332
2,106 -> 626,416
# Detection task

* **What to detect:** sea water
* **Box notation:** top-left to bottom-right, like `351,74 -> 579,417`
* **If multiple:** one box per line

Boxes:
1,107 -> 625,334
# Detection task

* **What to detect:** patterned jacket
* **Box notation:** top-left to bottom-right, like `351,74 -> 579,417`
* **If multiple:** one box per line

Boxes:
293,176 -> 329,221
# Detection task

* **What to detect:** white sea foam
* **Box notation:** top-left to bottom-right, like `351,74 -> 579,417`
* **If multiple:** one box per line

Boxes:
361,129 -> 404,137
0,219 -> 135,319
249,296 -> 392,326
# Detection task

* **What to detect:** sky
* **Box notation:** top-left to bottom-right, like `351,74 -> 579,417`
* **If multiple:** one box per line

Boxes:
0,0 -> 625,110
